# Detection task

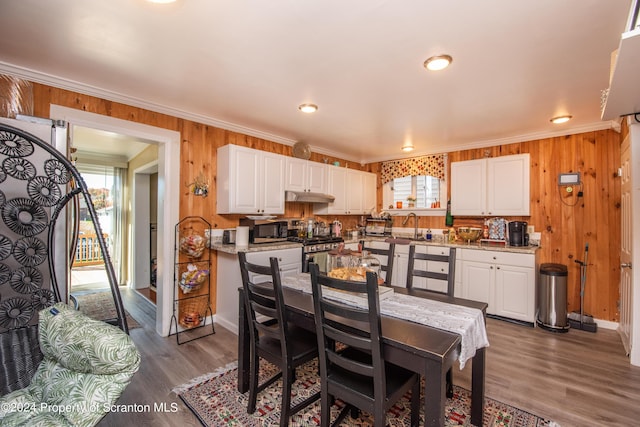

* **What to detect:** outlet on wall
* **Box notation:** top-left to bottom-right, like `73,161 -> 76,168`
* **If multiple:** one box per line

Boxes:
527,225 -> 535,234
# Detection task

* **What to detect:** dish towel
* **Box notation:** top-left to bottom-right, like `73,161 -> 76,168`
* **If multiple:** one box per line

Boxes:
282,273 -> 489,369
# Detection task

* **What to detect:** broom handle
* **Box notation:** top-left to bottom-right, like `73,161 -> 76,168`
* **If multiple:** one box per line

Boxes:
581,243 -> 588,297
581,243 -> 588,323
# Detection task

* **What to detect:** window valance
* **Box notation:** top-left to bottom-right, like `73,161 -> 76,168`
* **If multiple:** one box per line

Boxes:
380,154 -> 446,184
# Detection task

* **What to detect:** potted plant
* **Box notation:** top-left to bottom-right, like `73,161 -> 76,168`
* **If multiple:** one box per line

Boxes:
406,195 -> 417,208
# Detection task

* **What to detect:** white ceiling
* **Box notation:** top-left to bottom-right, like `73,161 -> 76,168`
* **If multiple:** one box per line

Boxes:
72,126 -> 152,163
0,0 -> 633,163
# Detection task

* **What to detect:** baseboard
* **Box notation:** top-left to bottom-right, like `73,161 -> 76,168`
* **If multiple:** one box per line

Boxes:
594,318 -> 619,330
214,315 -> 239,335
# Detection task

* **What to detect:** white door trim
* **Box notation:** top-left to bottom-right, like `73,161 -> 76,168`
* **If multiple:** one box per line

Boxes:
49,105 -> 179,337
629,118 -> 640,366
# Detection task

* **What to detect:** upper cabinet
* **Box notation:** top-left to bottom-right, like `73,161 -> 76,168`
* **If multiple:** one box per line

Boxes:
600,3 -> 640,120
362,172 -> 377,214
285,157 -> 327,193
315,166 -> 377,215
451,153 -> 530,216
217,144 -> 285,214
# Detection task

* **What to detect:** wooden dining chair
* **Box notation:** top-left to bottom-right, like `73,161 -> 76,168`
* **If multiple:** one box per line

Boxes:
359,240 -> 396,285
238,252 -> 320,427
406,245 -> 457,397
406,246 -> 457,296
309,262 -> 420,427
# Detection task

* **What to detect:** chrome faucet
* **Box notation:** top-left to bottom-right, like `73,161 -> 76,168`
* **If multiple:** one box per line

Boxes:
402,212 -> 418,239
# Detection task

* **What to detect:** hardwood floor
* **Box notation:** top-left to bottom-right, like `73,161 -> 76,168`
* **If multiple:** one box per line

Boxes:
99,289 -> 640,426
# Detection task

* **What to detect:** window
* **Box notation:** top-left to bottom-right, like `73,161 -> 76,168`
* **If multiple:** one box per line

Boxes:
392,175 -> 441,208
382,175 -> 446,214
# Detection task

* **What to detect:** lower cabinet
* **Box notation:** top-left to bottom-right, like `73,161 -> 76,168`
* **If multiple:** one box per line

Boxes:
390,244 -> 409,287
215,247 -> 302,334
245,248 -> 302,280
460,249 -> 536,323
343,241 -> 537,324
389,244 -> 463,295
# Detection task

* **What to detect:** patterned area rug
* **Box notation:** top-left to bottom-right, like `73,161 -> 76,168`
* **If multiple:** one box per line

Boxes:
173,360 -> 558,427
74,292 -> 141,329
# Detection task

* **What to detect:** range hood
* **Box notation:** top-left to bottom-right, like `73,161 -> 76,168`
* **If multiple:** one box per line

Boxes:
285,190 -> 335,203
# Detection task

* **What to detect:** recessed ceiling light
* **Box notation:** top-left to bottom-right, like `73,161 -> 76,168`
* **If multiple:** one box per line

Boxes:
550,115 -> 572,124
401,143 -> 415,152
298,103 -> 318,113
147,0 -> 177,3
424,55 -> 453,71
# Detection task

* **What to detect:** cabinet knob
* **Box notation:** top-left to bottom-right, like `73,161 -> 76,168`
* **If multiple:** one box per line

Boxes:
497,266 -> 501,270
492,256 -> 496,260
490,266 -> 494,269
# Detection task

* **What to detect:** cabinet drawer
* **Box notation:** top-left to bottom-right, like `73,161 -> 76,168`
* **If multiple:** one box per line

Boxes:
246,248 -> 302,267
427,245 -> 450,256
410,244 -> 450,256
462,249 -> 533,267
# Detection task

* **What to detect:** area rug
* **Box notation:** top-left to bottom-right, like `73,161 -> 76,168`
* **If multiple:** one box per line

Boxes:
74,292 -> 141,329
172,360 -> 558,427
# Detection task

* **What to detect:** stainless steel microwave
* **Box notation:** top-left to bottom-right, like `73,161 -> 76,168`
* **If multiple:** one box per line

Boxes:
239,219 -> 288,244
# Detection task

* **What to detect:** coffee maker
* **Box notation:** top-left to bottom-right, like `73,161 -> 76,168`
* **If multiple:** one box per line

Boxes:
508,221 -> 528,246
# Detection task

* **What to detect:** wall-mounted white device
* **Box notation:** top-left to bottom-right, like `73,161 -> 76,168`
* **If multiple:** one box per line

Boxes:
558,172 -> 581,186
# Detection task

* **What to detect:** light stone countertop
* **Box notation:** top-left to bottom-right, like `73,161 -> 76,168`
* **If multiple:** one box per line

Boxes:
345,236 -> 541,254
210,241 -> 302,255
210,236 -> 540,255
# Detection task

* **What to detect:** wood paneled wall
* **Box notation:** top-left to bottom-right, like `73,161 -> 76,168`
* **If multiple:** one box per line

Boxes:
31,82 -> 622,322
370,130 -> 623,321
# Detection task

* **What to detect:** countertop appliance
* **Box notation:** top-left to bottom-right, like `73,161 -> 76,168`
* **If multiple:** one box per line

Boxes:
288,235 -> 344,273
222,229 -> 236,244
508,221 -> 528,246
365,218 -> 392,236
239,218 -> 288,244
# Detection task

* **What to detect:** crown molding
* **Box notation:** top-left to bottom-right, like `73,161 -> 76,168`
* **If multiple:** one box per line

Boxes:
1,62 -> 620,167
0,62 -> 298,147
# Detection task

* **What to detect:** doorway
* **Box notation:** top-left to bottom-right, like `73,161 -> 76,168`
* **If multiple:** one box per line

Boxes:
50,105 -> 180,337
70,164 -> 122,296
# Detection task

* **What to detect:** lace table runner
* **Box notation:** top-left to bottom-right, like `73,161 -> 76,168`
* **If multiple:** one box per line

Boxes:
282,273 -> 489,369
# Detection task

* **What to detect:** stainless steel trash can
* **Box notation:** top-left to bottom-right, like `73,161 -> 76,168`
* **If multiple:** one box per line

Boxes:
537,263 -> 569,332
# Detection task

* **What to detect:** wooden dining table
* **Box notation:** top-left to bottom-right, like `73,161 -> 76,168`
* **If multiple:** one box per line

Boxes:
237,282 -> 487,427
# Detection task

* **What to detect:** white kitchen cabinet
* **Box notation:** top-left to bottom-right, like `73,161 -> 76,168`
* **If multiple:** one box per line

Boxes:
403,245 -> 463,294
217,144 -> 285,214
451,153 -> 530,216
390,244 -> 410,287
362,172 -> 377,214
246,247 -> 302,279
460,248 -> 536,323
285,157 -> 327,194
461,260 -> 495,313
316,167 -> 376,215
215,247 -> 302,334
346,169 -> 363,213
451,159 -> 487,216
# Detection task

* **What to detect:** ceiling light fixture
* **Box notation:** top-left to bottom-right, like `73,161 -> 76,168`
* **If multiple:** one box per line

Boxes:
147,0 -> 178,3
401,143 -> 415,152
424,55 -> 453,71
550,115 -> 572,124
298,103 -> 318,113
